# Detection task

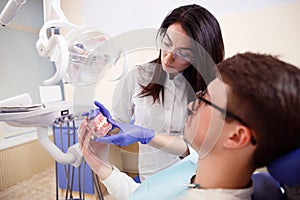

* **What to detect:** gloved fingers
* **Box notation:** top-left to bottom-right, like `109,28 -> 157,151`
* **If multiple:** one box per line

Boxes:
94,101 -> 113,120
140,138 -> 150,144
90,109 -> 100,120
93,135 -> 115,144
140,128 -> 155,144
106,118 -> 121,129
81,111 -> 89,118
82,108 -> 100,120
93,134 -> 125,146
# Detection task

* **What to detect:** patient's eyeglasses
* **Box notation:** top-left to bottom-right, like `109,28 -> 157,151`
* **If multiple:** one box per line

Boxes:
192,90 -> 257,145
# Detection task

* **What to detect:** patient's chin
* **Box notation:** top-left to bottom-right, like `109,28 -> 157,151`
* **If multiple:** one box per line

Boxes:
183,130 -> 197,149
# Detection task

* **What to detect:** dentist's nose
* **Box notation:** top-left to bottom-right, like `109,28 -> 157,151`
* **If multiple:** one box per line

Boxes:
188,101 -> 194,111
187,101 -> 197,116
164,51 -> 175,64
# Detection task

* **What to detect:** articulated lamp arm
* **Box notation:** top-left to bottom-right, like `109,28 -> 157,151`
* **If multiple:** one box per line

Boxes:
0,0 -> 27,27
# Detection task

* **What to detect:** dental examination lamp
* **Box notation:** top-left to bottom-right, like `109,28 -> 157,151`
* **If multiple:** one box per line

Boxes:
36,23 -> 121,86
0,0 -> 26,27
35,0 -> 125,86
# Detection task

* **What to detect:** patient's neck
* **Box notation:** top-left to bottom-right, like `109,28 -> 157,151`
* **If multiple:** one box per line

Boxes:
194,155 -> 255,189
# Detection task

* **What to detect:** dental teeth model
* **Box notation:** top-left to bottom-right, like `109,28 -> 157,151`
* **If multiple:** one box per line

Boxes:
90,112 -> 113,138
89,112 -> 120,139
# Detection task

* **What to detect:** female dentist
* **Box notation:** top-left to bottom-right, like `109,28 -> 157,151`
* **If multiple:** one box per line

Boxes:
87,4 -> 224,182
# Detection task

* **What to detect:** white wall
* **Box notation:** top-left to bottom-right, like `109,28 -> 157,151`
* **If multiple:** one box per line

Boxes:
80,0 -> 300,65
220,0 -> 300,66
0,0 -> 59,103
82,0 -> 295,36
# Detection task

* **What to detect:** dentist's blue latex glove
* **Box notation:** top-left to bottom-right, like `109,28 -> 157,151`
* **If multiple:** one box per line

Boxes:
82,101 -> 113,121
83,101 -> 155,146
97,122 -> 155,146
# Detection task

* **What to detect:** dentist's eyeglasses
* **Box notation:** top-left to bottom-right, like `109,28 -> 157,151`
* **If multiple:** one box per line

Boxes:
192,90 -> 257,145
160,36 -> 194,64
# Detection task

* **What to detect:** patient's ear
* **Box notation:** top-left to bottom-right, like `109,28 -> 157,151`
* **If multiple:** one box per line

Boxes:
224,126 -> 253,148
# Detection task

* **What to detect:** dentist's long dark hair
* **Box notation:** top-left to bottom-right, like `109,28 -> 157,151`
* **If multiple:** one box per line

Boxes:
139,4 -> 224,103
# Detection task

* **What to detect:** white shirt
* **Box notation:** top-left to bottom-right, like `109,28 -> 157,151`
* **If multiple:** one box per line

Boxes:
111,62 -> 189,181
102,166 -> 140,200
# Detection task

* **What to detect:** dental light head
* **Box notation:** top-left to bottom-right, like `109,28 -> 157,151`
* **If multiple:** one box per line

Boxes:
0,0 -> 26,27
64,27 -> 117,86
36,20 -> 123,86
34,0 -> 125,86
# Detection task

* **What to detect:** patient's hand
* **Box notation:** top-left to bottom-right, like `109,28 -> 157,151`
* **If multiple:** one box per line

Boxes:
81,101 -> 120,139
78,119 -> 113,179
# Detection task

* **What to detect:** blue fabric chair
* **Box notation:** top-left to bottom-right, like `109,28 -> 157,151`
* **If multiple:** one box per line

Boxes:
252,148 -> 300,200
252,172 -> 284,200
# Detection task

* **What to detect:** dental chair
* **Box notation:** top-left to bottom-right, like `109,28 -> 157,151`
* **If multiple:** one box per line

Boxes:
251,148 -> 300,200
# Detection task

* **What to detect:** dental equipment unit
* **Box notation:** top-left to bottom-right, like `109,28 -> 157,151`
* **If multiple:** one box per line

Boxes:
0,0 -> 125,165
0,0 -> 115,199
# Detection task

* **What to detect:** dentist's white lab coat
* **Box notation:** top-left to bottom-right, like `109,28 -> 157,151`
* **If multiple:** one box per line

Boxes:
111,62 -> 189,181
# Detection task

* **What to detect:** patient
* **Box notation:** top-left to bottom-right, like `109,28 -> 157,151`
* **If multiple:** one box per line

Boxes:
78,52 -> 300,200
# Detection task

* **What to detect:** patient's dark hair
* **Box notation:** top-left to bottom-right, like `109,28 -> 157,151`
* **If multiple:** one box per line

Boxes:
139,4 -> 224,103
217,52 -> 300,168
